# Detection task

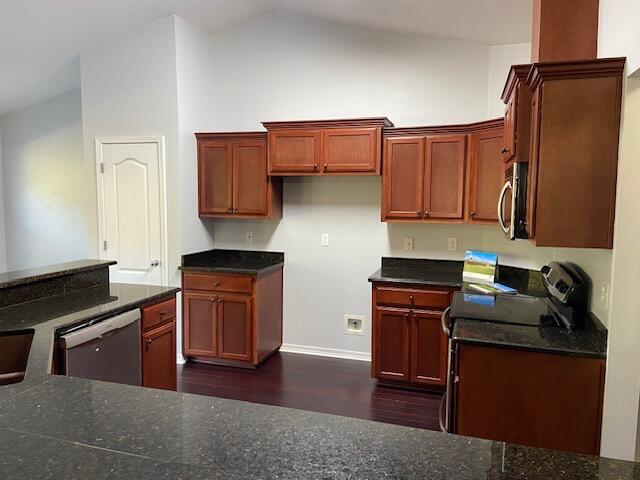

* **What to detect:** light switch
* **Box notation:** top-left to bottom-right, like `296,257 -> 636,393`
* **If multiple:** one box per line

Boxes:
321,233 -> 329,247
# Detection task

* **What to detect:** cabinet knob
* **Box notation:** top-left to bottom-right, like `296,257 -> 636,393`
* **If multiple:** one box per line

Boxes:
217,298 -> 223,303
226,207 -> 233,213
323,163 -> 328,171
213,282 -> 221,287
501,147 -> 509,154
470,211 -> 477,218
313,163 -> 318,171
409,295 -> 414,304
424,211 -> 430,217
417,210 -> 422,216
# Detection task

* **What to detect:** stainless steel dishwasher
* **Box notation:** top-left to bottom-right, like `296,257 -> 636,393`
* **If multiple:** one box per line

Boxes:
59,309 -> 141,386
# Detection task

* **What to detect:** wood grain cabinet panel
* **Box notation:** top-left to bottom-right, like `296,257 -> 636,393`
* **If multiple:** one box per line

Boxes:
424,135 -> 466,219
382,119 -> 503,225
233,141 -> 269,216
382,137 -> 424,220
371,283 -> 455,390
374,306 -> 411,382
263,118 -> 392,176
467,128 -> 504,223
454,343 -> 605,455
525,58 -> 624,248
268,129 -> 321,173
142,321 -> 176,391
198,141 -> 232,215
196,133 -> 281,220
217,295 -> 252,362
322,127 -> 378,173
141,296 -> 177,391
183,292 -> 217,358
411,310 -> 447,386
182,267 -> 283,368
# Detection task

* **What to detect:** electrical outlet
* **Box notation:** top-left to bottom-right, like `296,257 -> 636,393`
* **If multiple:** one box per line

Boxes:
403,236 -> 414,251
321,233 -> 329,247
246,231 -> 254,244
600,282 -> 610,312
447,237 -> 458,252
345,315 -> 365,336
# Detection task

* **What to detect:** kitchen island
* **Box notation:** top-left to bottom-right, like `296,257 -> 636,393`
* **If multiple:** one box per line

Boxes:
0,261 -> 637,479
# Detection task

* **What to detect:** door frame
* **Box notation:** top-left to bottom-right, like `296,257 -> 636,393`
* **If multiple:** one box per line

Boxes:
95,136 -> 169,286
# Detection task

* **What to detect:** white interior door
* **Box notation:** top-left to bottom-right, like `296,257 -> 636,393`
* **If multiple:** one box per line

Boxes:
98,140 -> 164,285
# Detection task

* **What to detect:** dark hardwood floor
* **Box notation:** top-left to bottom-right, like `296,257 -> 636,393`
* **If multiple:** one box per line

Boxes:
178,352 -> 442,430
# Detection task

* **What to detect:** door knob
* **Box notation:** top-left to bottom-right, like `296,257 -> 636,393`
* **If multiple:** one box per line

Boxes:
150,259 -> 159,267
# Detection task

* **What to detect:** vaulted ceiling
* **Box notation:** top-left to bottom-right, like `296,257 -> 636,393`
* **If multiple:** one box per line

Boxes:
0,0 -> 532,116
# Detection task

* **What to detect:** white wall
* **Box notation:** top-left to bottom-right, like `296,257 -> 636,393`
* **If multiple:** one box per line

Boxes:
174,17 -> 216,254
486,43 -> 531,117
599,0 -> 640,76
0,135 -> 6,272
204,12 -> 612,355
80,17 -> 182,286
0,89 -> 87,271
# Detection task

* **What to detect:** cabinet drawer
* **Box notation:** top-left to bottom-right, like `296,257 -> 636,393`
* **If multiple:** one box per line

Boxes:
183,273 -> 253,294
142,298 -> 176,332
375,286 -> 451,310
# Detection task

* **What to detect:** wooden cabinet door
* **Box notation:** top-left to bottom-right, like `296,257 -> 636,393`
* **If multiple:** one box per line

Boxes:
410,310 -> 447,386
526,90 -> 542,240
503,93 -> 516,162
142,321 -> 176,391
268,129 -> 321,174
373,306 -> 411,381
467,129 -> 504,223
424,135 -> 466,219
232,140 -> 268,216
382,137 -> 425,220
217,294 -> 252,362
322,127 -> 378,173
183,292 -> 217,357
198,141 -> 232,215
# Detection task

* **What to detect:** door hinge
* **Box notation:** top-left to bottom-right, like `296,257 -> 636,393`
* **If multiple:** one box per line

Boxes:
100,163 -> 104,174
103,240 -> 107,251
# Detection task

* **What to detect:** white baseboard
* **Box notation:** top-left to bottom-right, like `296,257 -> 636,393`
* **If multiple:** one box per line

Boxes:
280,343 -> 371,362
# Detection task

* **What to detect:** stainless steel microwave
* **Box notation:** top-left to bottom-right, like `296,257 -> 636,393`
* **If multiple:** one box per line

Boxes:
497,162 -> 528,240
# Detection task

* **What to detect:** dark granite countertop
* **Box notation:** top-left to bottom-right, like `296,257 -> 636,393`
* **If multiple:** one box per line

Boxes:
0,259 -> 115,289
369,257 -> 547,296
453,318 -> 608,359
180,249 -> 284,275
0,263 -> 631,478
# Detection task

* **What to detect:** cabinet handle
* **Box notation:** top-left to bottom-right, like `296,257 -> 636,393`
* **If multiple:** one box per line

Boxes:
470,211 -> 477,218
313,163 -> 318,171
146,338 -> 153,344
217,298 -> 223,303
213,282 -> 221,287
424,211 -> 430,217
417,210 -> 422,216
501,147 -> 509,154
210,296 -> 217,303
226,208 -> 233,213
409,295 -> 414,304
323,163 -> 328,171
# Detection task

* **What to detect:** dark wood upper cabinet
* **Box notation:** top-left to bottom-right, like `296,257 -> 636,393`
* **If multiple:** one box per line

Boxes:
198,141 -> 232,215
501,65 -> 532,165
525,58 -> 624,249
373,306 -> 411,382
267,129 -> 321,173
424,135 -> 466,220
263,118 -> 393,176
141,297 -> 177,391
382,137 -> 424,220
467,123 -> 504,224
196,132 -> 282,219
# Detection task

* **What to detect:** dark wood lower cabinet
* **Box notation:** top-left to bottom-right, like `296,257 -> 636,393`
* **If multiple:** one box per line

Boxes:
141,297 -> 177,391
371,283 -> 455,390
454,343 -> 605,455
182,268 -> 283,368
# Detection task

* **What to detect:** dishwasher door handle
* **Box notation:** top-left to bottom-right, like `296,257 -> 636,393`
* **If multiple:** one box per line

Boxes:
60,309 -> 141,349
